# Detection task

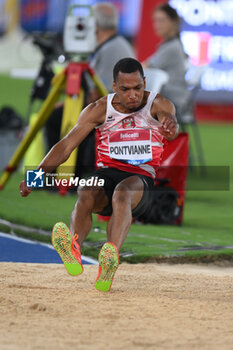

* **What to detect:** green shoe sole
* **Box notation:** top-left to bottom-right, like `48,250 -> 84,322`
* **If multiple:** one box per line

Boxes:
52,222 -> 83,276
95,242 -> 119,292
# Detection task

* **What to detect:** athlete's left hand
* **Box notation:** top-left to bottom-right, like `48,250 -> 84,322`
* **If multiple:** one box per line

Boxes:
19,180 -> 31,197
158,115 -> 179,140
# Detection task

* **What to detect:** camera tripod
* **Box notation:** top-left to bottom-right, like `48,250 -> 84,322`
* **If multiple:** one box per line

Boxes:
0,61 -> 108,190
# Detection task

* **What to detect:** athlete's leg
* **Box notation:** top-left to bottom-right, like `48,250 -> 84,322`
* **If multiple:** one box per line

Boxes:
70,185 -> 109,247
95,176 -> 144,292
106,176 -> 144,251
52,185 -> 108,277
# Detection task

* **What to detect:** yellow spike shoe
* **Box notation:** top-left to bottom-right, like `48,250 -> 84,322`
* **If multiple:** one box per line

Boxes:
51,222 -> 83,276
95,242 -> 119,292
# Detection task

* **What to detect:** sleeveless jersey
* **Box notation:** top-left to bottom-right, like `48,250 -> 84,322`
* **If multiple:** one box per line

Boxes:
95,92 -> 165,179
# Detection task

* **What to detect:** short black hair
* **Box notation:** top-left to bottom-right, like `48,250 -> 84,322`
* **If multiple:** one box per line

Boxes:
113,58 -> 144,82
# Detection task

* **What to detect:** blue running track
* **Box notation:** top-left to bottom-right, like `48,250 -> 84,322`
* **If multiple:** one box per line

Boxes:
0,232 -> 97,265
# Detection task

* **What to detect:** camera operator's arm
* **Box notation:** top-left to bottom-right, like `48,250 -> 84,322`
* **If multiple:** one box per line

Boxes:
20,98 -> 106,197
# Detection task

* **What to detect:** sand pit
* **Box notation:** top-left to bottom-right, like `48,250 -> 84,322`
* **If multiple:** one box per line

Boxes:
0,262 -> 233,350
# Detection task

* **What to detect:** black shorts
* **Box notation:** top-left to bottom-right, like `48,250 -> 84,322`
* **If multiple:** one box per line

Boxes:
93,167 -> 154,217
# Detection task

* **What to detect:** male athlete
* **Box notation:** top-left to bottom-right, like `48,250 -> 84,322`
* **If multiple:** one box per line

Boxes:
20,58 -> 178,292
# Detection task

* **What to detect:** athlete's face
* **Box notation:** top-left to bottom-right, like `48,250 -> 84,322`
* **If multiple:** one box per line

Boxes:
113,71 -> 145,111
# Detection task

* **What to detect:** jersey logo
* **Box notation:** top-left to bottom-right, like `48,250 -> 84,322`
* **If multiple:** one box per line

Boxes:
122,116 -> 136,129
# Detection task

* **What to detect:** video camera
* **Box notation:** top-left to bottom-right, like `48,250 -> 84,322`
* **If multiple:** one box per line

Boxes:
63,5 -> 96,58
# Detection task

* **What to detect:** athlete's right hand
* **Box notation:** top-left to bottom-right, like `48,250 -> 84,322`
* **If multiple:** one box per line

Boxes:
19,180 -> 31,197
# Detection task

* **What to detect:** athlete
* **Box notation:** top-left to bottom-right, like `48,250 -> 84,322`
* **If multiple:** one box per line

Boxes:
19,58 -> 178,292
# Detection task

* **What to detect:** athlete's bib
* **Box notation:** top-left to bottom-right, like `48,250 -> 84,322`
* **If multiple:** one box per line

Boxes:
108,129 -> 152,165
95,92 -> 164,179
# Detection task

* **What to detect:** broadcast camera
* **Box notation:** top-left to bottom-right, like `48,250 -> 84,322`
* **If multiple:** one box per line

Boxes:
63,5 -> 96,59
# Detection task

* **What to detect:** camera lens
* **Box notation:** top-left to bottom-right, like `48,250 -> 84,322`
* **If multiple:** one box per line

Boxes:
77,23 -> 84,31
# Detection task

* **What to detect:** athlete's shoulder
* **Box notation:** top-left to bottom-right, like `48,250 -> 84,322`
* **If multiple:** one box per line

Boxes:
152,93 -> 176,115
84,96 -> 107,122
77,96 -> 107,127
86,95 -> 107,113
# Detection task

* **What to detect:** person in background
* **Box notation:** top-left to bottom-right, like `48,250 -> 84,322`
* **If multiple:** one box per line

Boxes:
77,1 -> 135,173
87,2 -> 135,101
143,3 -> 189,118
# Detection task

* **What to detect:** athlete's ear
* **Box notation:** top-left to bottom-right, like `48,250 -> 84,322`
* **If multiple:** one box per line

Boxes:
143,76 -> 146,89
113,81 -> 117,92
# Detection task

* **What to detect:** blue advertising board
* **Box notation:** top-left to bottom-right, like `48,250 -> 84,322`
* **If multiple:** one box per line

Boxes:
20,0 -> 142,36
20,0 -> 48,32
170,0 -> 233,98
20,0 -> 67,32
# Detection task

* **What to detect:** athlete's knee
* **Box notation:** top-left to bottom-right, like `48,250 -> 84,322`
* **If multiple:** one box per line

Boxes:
112,183 -> 131,207
77,185 -> 108,213
77,185 -> 98,206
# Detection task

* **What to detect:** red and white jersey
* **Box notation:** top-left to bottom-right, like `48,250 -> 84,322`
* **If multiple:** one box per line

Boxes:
95,92 -> 165,179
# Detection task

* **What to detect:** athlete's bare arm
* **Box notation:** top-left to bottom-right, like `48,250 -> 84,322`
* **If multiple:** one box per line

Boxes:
20,97 -> 107,197
151,94 -> 178,140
